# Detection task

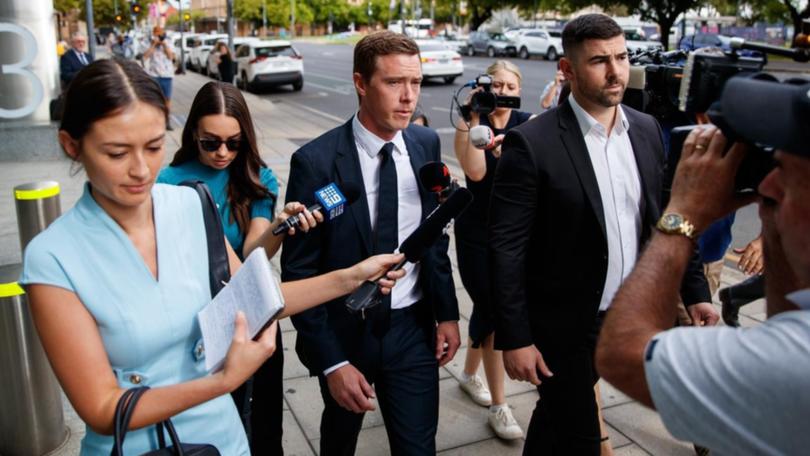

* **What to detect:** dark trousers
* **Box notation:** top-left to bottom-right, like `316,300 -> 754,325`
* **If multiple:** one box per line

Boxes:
524,313 -> 605,456
318,307 -> 439,456
231,328 -> 284,455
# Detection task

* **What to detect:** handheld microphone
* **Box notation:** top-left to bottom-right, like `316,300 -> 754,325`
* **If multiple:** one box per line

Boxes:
469,125 -> 496,150
272,182 -> 362,235
345,187 -> 474,313
418,162 -> 459,199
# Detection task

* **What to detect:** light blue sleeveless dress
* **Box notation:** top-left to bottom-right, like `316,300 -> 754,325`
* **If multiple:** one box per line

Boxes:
20,183 -> 250,455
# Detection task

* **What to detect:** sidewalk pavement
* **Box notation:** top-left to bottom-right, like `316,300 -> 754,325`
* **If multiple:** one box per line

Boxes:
0,71 -> 766,456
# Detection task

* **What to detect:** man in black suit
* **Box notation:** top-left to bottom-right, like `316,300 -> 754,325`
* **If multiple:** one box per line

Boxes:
60,32 -> 93,87
489,14 -> 719,455
282,31 -> 460,455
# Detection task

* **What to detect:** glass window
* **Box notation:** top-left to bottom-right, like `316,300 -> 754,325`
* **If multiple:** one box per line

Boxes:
254,46 -> 297,58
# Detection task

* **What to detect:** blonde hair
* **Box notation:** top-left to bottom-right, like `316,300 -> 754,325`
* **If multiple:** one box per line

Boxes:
486,60 -> 522,86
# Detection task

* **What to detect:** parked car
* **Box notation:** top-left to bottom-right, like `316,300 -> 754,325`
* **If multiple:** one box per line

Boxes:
512,28 -> 562,60
234,40 -> 304,92
417,42 -> 463,84
172,33 -> 202,68
432,33 -> 468,53
207,37 -> 260,79
466,31 -> 517,57
624,28 -> 663,53
679,33 -> 763,58
189,34 -> 228,73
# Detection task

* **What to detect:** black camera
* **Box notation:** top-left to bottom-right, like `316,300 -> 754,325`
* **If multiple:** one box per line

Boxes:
459,74 -> 521,119
622,43 -> 810,192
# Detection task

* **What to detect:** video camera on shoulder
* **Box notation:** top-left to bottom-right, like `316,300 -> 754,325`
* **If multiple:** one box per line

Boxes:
625,29 -> 810,192
459,74 -> 521,120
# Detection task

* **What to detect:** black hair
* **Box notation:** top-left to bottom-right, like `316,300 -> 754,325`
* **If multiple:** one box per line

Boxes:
59,59 -> 168,143
170,81 -> 273,235
562,14 -> 624,60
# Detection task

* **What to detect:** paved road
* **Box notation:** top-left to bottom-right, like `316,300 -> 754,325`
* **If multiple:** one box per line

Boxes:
249,41 -> 761,252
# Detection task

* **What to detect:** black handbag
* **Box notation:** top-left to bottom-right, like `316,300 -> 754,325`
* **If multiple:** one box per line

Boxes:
111,387 -> 220,456
179,180 -> 231,296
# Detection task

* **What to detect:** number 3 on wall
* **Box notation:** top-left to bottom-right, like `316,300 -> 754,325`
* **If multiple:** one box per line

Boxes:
0,23 -> 44,119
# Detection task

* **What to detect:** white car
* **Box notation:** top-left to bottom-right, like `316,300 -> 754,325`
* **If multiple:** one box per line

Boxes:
189,34 -> 228,73
513,28 -> 562,60
172,33 -> 202,69
207,37 -> 260,79
234,41 -> 304,92
624,28 -> 663,53
417,42 -> 463,84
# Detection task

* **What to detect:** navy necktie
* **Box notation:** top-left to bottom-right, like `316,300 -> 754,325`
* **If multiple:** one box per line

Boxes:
372,142 -> 397,337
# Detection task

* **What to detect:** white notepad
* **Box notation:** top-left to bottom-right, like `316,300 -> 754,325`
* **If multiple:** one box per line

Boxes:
197,247 -> 285,372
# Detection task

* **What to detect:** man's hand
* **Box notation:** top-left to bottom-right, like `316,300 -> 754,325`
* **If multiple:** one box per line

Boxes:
667,125 -> 757,233
687,302 -> 720,327
326,364 -> 376,413
435,321 -> 460,366
734,236 -> 764,275
503,345 -> 553,385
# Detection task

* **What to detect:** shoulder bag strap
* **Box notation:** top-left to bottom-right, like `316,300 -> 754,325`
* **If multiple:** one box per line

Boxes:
179,180 -> 232,296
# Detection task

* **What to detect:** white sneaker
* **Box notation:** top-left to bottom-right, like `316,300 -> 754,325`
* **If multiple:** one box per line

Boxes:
458,374 -> 492,406
488,406 -> 524,440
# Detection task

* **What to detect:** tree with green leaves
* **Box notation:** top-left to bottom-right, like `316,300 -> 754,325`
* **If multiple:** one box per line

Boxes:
566,0 -> 699,50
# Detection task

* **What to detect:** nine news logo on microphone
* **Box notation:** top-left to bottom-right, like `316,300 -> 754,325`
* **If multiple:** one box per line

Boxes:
315,183 -> 347,220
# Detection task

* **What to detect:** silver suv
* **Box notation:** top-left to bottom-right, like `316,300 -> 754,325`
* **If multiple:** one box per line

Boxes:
465,31 -> 517,57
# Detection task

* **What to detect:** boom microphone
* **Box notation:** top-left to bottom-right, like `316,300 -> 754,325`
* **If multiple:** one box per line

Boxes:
272,182 -> 362,235
345,187 -> 474,313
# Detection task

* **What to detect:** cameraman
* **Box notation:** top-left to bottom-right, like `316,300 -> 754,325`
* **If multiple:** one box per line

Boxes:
452,60 -> 533,439
596,77 -> 810,454
143,26 -> 175,121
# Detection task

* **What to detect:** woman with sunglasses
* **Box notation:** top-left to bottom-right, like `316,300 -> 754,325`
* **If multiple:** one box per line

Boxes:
21,60 -> 404,455
157,81 -> 306,454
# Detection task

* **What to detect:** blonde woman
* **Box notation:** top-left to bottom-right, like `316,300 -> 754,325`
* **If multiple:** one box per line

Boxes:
453,60 -> 534,439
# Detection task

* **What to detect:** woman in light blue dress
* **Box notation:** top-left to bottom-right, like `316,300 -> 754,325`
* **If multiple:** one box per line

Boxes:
19,59 -> 404,455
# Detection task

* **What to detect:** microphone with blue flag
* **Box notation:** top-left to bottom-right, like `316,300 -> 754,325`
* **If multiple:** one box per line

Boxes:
272,182 -> 361,235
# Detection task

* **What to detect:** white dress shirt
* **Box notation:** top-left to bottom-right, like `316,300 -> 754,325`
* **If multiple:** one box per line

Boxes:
569,95 -> 643,311
323,115 -> 424,376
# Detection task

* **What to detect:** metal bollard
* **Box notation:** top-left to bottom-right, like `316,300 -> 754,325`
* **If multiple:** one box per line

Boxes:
14,182 -> 61,251
0,182 -> 68,455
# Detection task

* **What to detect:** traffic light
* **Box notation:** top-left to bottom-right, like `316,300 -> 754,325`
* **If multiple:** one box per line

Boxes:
115,14 -> 123,22
130,2 -> 141,14
183,12 -> 191,21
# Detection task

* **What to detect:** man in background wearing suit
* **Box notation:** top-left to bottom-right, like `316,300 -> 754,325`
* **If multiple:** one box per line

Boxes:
60,32 -> 93,87
489,14 -> 718,455
282,31 -> 460,455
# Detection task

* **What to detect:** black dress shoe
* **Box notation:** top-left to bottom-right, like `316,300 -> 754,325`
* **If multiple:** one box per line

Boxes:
720,287 -> 741,327
719,275 -> 765,327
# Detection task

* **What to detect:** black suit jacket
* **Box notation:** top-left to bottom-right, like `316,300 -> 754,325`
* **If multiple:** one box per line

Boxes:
281,119 -> 459,375
60,50 -> 93,86
489,100 -> 710,356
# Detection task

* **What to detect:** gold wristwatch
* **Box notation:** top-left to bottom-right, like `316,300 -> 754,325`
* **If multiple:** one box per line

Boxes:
656,213 -> 697,240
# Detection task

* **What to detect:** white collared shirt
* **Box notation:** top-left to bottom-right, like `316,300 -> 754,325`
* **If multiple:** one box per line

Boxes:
323,115 -> 424,376
75,49 -> 88,65
351,114 -> 423,312
569,95 -> 643,311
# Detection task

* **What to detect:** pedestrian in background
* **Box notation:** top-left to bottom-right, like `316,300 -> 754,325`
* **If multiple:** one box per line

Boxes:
60,32 -> 93,88
143,26 -> 175,126
215,42 -> 235,84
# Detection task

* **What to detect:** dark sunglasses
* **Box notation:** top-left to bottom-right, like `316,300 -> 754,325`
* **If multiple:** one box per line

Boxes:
198,137 -> 241,152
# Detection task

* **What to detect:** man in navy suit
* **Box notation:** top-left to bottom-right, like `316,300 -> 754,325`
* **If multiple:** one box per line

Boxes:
282,31 -> 460,455
60,32 -> 93,87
